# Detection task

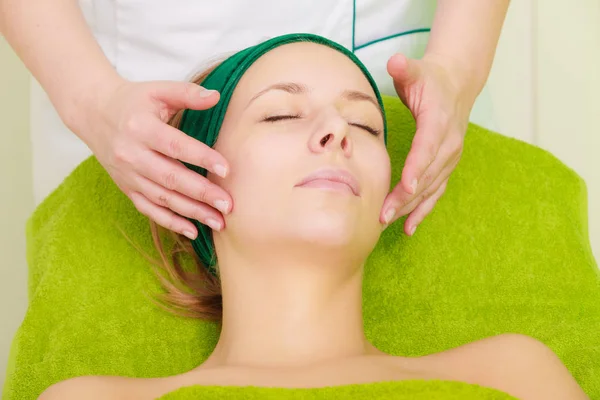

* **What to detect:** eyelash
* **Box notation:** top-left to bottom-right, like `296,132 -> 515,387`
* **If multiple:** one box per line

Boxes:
262,114 -> 381,136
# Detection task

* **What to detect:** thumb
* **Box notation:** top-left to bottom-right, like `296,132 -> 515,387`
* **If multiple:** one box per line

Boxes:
150,81 -> 220,111
387,53 -> 421,86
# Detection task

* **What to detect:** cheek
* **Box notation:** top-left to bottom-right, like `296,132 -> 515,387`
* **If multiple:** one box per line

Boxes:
219,133 -> 298,212
380,154 -> 392,196
364,146 -> 392,204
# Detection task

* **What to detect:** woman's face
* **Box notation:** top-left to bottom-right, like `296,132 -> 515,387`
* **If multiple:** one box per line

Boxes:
211,42 -> 391,261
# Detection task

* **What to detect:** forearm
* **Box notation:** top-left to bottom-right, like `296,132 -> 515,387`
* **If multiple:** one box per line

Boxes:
0,0 -> 123,132
425,0 -> 511,100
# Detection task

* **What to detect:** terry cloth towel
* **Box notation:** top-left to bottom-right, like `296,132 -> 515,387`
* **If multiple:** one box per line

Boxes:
158,381 -> 517,399
4,96 -> 600,399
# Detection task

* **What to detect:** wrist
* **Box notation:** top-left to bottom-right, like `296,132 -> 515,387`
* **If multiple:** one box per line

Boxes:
60,71 -> 126,139
422,51 -> 484,108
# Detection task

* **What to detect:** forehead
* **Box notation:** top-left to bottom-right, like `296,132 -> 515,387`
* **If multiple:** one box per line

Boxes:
232,42 -> 376,99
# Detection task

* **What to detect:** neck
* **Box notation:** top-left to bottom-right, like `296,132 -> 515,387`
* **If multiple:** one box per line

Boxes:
200,249 -> 379,369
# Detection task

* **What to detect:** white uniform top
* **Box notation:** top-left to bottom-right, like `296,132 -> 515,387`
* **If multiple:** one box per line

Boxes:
30,0 -> 493,205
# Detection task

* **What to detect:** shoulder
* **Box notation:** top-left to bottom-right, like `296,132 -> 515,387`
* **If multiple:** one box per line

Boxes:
431,333 -> 589,399
38,376 -> 117,400
38,375 -> 167,400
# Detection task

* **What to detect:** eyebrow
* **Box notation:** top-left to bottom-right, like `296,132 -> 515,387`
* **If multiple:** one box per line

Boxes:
246,81 -> 384,120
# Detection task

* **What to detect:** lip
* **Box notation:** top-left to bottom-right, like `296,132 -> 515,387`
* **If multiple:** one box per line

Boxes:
295,167 -> 361,196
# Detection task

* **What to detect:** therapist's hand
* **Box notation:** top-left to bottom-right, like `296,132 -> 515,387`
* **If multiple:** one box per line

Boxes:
381,53 -> 476,235
76,79 -> 232,240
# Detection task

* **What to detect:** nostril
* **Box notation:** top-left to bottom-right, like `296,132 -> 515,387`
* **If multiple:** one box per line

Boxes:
341,137 -> 347,149
320,134 -> 332,146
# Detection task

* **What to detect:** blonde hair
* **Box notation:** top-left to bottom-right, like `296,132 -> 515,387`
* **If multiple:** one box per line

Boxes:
148,62 -> 225,322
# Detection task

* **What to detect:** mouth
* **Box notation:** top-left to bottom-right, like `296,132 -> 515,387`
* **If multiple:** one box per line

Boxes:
295,168 -> 361,197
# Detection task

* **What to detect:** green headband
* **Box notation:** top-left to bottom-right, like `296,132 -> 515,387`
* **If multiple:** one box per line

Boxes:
179,33 -> 387,275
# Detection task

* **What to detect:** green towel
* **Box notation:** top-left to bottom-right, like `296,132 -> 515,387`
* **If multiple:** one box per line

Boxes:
4,96 -> 599,400
158,381 -> 517,399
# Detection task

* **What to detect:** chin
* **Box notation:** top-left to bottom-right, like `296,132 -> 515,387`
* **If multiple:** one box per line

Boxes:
292,211 -> 364,248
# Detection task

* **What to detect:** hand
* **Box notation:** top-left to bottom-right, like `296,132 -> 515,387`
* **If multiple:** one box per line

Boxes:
381,53 -> 476,236
73,78 -> 233,240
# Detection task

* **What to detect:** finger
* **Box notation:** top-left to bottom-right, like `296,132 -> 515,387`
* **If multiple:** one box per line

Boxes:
404,180 -> 448,236
136,175 -> 225,234
149,120 -> 230,178
129,191 -> 199,239
135,150 -> 233,214
387,53 -> 421,86
380,140 -> 447,225
150,81 -> 220,111
402,130 -> 461,203
396,160 -> 455,218
380,181 -> 413,225
400,112 -> 444,195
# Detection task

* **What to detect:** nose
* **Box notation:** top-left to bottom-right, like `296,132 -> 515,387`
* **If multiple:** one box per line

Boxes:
308,111 -> 353,157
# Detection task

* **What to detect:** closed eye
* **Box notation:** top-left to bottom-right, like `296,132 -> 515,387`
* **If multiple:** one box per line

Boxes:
262,115 -> 381,137
262,114 -> 302,122
349,122 -> 381,137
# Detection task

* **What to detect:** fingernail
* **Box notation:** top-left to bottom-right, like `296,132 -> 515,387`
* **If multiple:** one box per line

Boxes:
410,179 -> 418,195
200,89 -> 218,98
409,225 -> 417,236
183,230 -> 196,240
214,199 -> 230,214
205,218 -> 222,231
213,164 -> 227,178
384,208 -> 396,224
